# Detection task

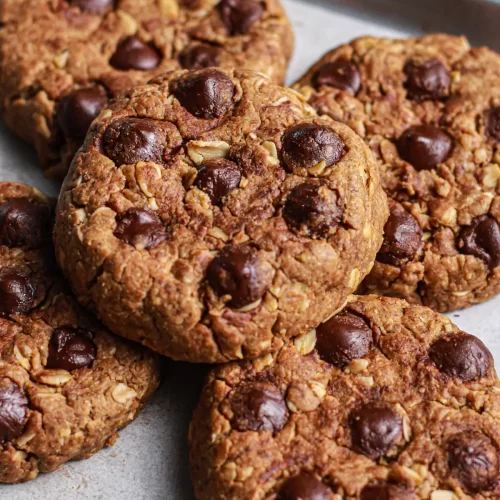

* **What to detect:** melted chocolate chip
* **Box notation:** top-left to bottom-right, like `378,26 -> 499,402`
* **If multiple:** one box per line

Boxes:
179,44 -> 221,70
397,125 -> 453,171
429,333 -> 492,382
194,159 -> 241,204
230,382 -> 288,432
218,0 -> 263,35
56,87 -> 108,141
283,183 -> 343,239
349,402 -> 403,458
114,208 -> 167,250
110,36 -> 161,71
207,245 -> 269,308
313,58 -> 361,94
0,272 -> 35,316
173,68 -> 235,119
281,123 -> 345,171
47,327 -> 97,371
459,215 -> 500,270
0,381 -> 28,443
70,0 -> 114,13
316,312 -> 373,367
404,59 -> 451,102
376,200 -> 422,265
486,107 -> 500,142
448,431 -> 499,493
0,199 -> 51,249
360,480 -> 416,500
277,473 -> 331,500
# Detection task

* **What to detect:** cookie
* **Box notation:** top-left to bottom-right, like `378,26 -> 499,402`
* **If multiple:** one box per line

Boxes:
53,68 -> 387,363
0,182 -> 160,483
189,294 -> 500,499
294,34 -> 500,312
0,0 -> 293,178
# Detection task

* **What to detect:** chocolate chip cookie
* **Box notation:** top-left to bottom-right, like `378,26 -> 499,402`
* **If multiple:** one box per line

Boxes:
294,34 -> 500,312
53,68 -> 387,363
189,294 -> 500,499
0,0 -> 293,178
0,182 -> 160,483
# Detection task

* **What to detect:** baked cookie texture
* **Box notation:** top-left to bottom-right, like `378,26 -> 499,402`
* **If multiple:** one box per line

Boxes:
294,34 -> 500,312
189,295 -> 500,499
0,182 -> 160,483
54,68 -> 387,363
0,0 -> 293,178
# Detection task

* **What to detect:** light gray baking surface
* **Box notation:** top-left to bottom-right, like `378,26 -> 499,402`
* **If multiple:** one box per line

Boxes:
2,1 -> 500,498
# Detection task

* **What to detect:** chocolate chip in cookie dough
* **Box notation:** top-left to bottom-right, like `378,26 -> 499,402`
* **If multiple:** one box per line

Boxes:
173,68 -> 235,119
312,58 -> 361,94
429,333 -> 492,382
283,183 -> 343,239
486,107 -> 500,142
459,215 -> 500,270
376,200 -> 422,265
70,0 -> 114,14
114,208 -> 168,250
448,431 -> 499,493
207,245 -> 270,308
0,199 -> 51,249
281,123 -> 345,171
56,87 -> 108,141
404,59 -> 451,102
47,327 -> 97,371
397,125 -> 453,171
110,36 -> 161,71
179,44 -> 221,70
277,472 -> 331,500
360,480 -> 415,500
230,382 -> 288,432
218,0 -> 264,35
193,159 -> 241,204
0,381 -> 28,443
316,312 -> 373,367
0,272 -> 35,316
349,402 -> 403,459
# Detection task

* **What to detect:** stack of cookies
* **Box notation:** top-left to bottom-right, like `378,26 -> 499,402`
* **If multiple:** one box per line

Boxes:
1,1 -> 500,499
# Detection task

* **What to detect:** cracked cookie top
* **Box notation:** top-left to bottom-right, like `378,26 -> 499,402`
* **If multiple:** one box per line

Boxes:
189,295 -> 500,499
0,0 -> 293,177
0,182 -> 160,484
293,34 -> 500,312
54,68 -> 387,363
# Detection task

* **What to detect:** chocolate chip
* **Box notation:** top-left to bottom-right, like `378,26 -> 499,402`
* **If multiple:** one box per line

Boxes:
230,382 -> 288,432
179,44 -> 221,70
486,107 -> 500,142
277,473 -> 331,500
110,36 -> 161,71
376,200 -> 422,265
459,215 -> 500,270
313,58 -> 361,94
70,0 -> 114,13
448,431 -> 499,493
173,68 -> 234,119
0,381 -> 28,443
0,199 -> 51,249
397,125 -> 453,171
360,480 -> 416,500
316,312 -> 373,367
103,117 -> 168,165
404,59 -> 451,102
349,402 -> 402,458
114,208 -> 167,250
429,333 -> 492,382
194,159 -> 241,204
207,245 -> 269,308
0,272 -> 35,316
56,87 -> 108,141
218,0 -> 263,35
46,327 -> 97,371
283,183 -> 343,239
281,123 -> 345,171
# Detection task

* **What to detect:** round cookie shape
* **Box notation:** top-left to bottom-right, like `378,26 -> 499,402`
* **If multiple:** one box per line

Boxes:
293,34 -> 500,312
54,68 -> 387,363
189,295 -> 500,499
0,0 -> 294,179
0,182 -> 159,484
